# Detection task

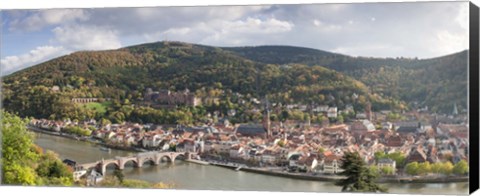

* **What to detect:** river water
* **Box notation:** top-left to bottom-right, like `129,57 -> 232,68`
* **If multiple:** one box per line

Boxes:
33,132 -> 469,194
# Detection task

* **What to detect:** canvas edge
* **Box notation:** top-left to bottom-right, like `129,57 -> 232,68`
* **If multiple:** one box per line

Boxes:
469,1 -> 480,194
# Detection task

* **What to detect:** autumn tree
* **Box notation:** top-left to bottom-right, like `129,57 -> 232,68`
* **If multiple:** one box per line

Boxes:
405,162 -> 419,175
452,160 -> 469,175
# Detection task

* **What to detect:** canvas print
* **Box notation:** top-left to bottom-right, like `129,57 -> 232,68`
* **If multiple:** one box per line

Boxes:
0,1 -> 473,195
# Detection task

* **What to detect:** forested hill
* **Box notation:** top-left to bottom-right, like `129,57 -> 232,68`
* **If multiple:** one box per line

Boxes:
224,46 -> 468,113
1,41 -> 467,121
2,41 -> 398,120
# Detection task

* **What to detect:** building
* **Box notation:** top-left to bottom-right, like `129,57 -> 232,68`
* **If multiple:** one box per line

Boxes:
229,145 -> 245,159
235,124 -> 268,138
323,155 -> 341,174
350,120 -> 376,133
144,88 -> 201,107
365,102 -> 372,121
71,98 -> 100,103
407,147 -> 428,163
394,122 -> 422,135
327,107 -> 338,118
263,97 -> 272,138
377,158 -> 396,172
382,122 -> 393,130
385,135 -> 403,147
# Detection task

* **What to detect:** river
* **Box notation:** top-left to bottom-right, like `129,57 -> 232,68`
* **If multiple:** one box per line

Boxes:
33,132 -> 469,194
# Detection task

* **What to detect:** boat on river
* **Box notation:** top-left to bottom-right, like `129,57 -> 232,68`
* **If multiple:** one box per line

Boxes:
100,146 -> 111,152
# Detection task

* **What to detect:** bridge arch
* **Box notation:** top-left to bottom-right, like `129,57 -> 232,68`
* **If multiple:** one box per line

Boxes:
139,157 -> 157,168
157,154 -> 173,163
103,161 -> 119,169
120,157 -> 139,169
172,153 -> 186,162
102,160 -> 120,174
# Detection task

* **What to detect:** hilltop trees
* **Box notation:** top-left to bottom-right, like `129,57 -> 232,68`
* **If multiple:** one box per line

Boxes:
335,151 -> 387,193
2,42 -> 407,123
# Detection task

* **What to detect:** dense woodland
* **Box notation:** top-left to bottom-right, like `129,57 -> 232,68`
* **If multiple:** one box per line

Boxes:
1,41 -> 468,123
224,46 -> 468,113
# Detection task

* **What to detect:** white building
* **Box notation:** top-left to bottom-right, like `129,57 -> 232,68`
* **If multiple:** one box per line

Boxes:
327,107 -> 338,118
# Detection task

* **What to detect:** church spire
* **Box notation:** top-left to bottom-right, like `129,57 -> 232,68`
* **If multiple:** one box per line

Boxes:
453,102 -> 458,116
263,96 -> 271,138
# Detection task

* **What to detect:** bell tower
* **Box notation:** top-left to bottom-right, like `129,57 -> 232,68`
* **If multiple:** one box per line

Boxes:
263,96 -> 271,138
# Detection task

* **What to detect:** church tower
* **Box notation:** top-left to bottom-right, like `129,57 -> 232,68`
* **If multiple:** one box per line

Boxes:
452,102 -> 458,116
365,102 -> 372,121
263,96 -> 271,138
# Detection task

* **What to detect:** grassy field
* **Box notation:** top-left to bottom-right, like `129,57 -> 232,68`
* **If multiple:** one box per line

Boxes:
84,101 -> 112,115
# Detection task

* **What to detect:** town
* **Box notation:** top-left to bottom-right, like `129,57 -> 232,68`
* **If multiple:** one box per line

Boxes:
29,90 -> 470,181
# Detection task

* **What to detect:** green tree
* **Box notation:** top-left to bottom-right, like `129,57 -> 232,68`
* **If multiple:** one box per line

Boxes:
1,110 -> 39,185
276,140 -> 286,147
417,162 -> 431,175
431,162 -> 442,174
101,118 -> 112,126
374,151 -> 387,160
369,166 -> 380,177
2,164 -> 37,185
318,147 -> 325,154
388,152 -> 406,168
113,168 -> 125,183
337,115 -> 344,123
405,162 -> 419,175
440,162 -> 454,175
381,166 -> 395,175
452,160 -> 469,175
335,151 -> 387,193
374,151 -> 405,168
1,111 -> 73,186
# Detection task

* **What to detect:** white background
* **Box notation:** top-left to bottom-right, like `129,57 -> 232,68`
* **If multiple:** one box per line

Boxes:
1,0 -> 479,196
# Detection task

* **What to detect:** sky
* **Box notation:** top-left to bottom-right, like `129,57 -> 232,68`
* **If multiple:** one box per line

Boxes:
0,1 -> 470,75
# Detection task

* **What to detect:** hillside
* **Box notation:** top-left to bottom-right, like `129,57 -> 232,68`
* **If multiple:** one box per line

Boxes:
2,41 -> 396,121
223,46 -> 468,113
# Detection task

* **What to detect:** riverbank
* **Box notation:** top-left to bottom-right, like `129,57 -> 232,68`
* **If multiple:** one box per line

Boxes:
32,132 -> 469,194
29,126 -> 469,184
186,159 -> 210,165
207,160 -> 468,184
28,126 -> 142,153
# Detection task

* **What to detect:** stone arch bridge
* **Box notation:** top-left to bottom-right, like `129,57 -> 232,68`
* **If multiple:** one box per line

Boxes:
78,151 -> 195,174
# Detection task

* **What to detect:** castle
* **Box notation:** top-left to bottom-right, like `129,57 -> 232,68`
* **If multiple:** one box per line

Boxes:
144,88 -> 201,107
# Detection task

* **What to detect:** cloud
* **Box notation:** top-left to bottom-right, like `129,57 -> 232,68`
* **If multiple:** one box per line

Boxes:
141,17 -> 294,46
2,1 -> 470,73
200,17 -> 294,45
312,19 -> 342,32
1,45 -> 67,75
432,30 -> 468,55
455,4 -> 468,30
226,17 -> 294,34
81,6 -> 272,37
52,25 -> 122,51
332,44 -> 404,57
8,9 -> 89,31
